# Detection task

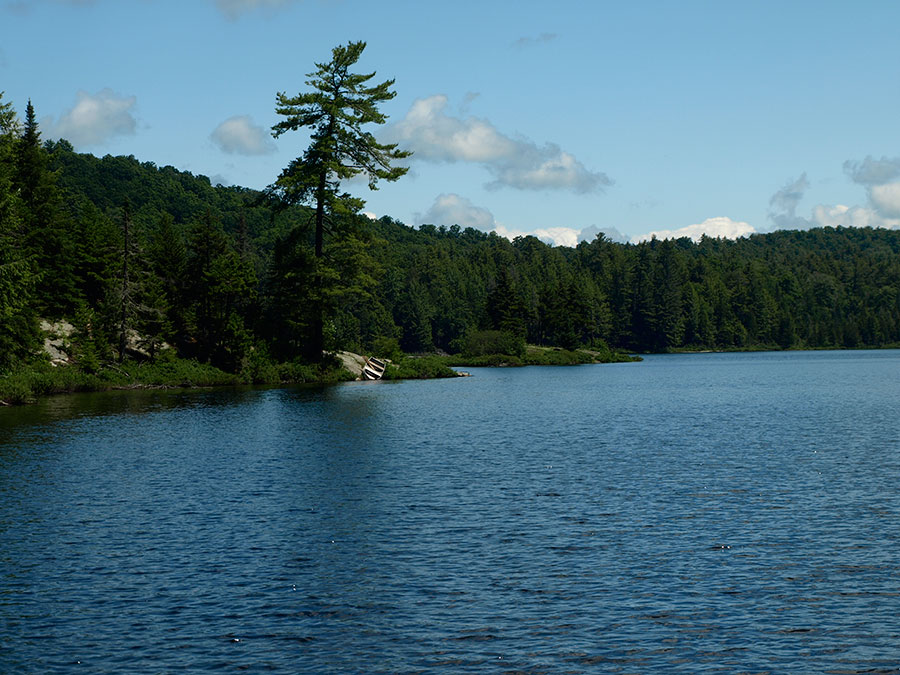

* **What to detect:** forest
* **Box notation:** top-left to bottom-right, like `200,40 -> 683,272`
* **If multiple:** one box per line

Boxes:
2,91 -> 900,398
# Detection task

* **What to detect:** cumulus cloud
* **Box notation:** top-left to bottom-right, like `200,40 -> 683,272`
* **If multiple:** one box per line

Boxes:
387,95 -> 611,194
840,155 -> 900,224
870,182 -> 900,218
632,217 -> 756,243
417,193 -> 496,231
810,204 -> 890,229
532,227 -> 579,247
490,224 -> 581,248
765,160 -> 900,231
214,0 -> 296,18
801,155 -> 900,228
415,193 -> 583,247
45,89 -> 137,147
210,115 -> 275,155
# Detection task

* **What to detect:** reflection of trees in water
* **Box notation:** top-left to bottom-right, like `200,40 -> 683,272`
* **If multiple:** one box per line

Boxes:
0,387 -> 276,446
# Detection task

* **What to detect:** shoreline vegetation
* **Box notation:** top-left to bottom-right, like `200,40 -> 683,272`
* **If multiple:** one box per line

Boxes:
7,341 -> 900,407
0,342 -> 642,406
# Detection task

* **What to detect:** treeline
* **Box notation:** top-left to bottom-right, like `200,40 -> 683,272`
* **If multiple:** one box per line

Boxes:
2,96 -> 899,378
364,217 -> 900,354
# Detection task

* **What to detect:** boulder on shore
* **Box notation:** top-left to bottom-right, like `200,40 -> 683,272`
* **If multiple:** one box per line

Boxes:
335,351 -> 368,379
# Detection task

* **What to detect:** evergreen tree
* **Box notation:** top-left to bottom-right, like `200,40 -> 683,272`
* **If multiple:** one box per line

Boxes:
269,40 -> 411,359
12,100 -> 76,316
0,93 -> 39,371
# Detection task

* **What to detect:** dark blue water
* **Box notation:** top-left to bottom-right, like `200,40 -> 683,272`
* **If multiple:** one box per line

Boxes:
1,350 -> 899,673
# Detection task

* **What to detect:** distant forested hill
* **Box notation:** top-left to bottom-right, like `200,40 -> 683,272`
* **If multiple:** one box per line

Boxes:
2,132 -> 899,375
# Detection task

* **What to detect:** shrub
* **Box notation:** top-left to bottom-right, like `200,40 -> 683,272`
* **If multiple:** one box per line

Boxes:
462,330 -> 526,358
371,336 -> 403,361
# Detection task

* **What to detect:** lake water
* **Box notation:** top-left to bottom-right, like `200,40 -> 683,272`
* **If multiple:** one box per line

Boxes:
1,350 -> 899,673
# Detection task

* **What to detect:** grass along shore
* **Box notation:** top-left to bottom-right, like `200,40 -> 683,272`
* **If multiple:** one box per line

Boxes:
0,343 -> 640,406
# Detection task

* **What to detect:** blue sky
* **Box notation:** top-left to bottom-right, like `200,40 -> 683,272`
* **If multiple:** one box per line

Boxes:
2,0 -> 899,245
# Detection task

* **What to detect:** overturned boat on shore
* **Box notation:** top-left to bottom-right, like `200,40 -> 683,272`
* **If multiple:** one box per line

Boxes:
362,357 -> 386,380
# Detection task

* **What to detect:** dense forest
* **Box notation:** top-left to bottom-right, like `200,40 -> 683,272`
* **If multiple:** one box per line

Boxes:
2,94 -> 900,384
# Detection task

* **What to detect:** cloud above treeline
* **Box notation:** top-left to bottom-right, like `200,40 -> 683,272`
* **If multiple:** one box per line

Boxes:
768,173 -> 810,231
416,193 -> 585,247
846,156 -> 900,221
768,158 -> 900,231
631,217 -> 757,243
388,95 -> 612,194
415,193 -> 747,248
44,88 -> 137,147
417,193 -> 496,231
210,115 -> 275,155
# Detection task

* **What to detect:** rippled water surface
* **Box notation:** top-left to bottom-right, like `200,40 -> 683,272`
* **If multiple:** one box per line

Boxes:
2,350 -> 900,673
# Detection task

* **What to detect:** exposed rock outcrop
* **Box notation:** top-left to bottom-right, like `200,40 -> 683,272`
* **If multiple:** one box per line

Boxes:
40,320 -> 75,366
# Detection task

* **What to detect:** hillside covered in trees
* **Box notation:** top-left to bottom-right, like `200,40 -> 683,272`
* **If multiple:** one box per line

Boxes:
2,96 -> 900,384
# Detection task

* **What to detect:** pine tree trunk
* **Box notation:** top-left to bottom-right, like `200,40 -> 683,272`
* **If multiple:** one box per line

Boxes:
310,169 -> 327,360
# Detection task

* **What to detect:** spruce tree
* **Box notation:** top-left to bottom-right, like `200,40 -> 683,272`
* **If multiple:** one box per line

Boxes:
13,100 -> 76,316
0,93 -> 39,371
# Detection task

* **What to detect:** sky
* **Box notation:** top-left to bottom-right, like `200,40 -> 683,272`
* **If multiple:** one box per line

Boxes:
2,0 -> 899,246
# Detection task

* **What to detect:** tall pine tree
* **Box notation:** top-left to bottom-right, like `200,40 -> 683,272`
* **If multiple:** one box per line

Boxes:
269,41 -> 410,359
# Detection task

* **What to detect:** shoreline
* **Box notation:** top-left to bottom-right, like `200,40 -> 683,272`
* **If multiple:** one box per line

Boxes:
4,344 -> 899,407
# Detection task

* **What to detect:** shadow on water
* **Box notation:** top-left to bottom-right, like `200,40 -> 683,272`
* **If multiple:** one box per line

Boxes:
0,382 -> 343,447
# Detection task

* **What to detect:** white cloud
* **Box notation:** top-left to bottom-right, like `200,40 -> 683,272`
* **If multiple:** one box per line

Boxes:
45,89 -> 137,147
869,182 -> 900,218
418,193 -> 496,231
632,216 -> 756,243
388,95 -> 611,194
415,193 -> 580,247
766,161 -> 900,231
837,155 -> 900,225
210,115 -> 275,155
810,203 -> 900,229
487,145 -> 604,193
392,95 -> 515,163
533,227 -> 580,247
489,224 -> 580,248
214,0 -> 295,18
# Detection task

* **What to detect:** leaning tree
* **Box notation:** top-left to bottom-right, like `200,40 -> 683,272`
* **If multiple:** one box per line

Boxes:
270,40 -> 410,359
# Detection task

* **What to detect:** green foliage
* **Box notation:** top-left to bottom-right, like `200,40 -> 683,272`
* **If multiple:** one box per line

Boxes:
0,93 -> 39,371
461,329 -> 526,358
382,355 -> 459,380
269,41 -> 411,358
371,336 -> 402,361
